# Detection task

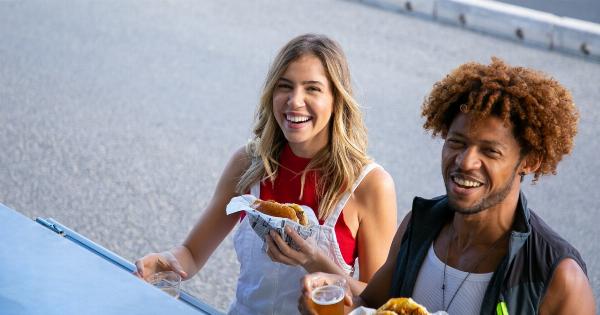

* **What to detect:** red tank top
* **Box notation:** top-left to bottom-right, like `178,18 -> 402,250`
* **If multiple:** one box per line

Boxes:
259,144 -> 358,266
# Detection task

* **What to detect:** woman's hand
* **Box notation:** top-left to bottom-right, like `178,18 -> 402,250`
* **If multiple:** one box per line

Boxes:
134,251 -> 188,280
265,226 -> 324,273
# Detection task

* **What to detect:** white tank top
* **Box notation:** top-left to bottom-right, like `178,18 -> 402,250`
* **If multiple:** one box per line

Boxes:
412,244 -> 493,315
228,163 -> 380,315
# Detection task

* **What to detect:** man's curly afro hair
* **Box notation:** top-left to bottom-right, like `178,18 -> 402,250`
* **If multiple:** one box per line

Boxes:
421,57 -> 578,182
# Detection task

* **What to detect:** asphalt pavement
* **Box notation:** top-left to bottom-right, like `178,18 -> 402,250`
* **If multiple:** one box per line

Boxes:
1,0 -> 599,312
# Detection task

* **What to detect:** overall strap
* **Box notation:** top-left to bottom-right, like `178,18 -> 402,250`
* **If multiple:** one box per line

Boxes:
250,183 -> 260,198
323,163 -> 380,227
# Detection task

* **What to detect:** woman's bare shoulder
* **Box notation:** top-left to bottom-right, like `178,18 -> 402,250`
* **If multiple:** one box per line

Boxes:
228,145 -> 253,173
354,166 -> 396,204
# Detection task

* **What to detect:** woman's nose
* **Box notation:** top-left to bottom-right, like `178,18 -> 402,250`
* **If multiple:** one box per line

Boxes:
287,89 -> 304,108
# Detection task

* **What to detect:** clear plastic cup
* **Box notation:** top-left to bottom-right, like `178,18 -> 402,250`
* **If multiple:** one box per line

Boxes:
145,271 -> 181,299
310,278 -> 348,315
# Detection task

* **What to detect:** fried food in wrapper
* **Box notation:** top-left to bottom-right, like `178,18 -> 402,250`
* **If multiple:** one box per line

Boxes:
225,195 -> 317,250
348,299 -> 447,315
252,199 -> 309,226
375,297 -> 429,315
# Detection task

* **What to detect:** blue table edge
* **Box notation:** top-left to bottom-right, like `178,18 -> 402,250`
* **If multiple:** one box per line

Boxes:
35,217 -> 223,315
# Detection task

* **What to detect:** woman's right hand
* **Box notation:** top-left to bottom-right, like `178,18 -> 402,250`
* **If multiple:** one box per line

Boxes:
134,251 -> 188,280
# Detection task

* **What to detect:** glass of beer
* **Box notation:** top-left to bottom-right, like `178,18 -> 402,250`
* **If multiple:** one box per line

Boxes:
310,278 -> 347,315
145,271 -> 181,299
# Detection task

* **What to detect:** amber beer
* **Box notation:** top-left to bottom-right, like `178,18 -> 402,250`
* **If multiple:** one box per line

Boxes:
311,284 -> 345,315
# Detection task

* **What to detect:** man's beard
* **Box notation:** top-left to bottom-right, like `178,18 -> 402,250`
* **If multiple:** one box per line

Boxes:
447,169 -> 518,215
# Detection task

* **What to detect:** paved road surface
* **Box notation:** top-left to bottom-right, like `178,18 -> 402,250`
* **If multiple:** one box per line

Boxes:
1,0 -> 599,311
495,0 -> 600,23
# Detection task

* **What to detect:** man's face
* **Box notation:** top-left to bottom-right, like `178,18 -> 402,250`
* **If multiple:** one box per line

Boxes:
442,113 -> 524,215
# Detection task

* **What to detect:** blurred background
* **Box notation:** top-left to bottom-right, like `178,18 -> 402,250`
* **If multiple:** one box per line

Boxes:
1,0 -> 599,311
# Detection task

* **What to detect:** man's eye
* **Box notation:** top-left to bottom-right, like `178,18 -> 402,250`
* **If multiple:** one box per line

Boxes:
447,139 -> 463,147
485,148 -> 501,156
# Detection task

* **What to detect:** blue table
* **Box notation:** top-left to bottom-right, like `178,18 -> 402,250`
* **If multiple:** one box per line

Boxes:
0,203 -> 221,315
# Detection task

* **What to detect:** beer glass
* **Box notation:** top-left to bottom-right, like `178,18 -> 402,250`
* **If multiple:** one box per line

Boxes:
145,271 -> 181,299
310,277 -> 347,315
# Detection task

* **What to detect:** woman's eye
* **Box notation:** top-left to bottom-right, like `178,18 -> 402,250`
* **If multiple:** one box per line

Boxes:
277,83 -> 292,89
307,86 -> 321,92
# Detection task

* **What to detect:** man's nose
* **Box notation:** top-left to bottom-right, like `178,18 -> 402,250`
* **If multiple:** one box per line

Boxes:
455,146 -> 481,170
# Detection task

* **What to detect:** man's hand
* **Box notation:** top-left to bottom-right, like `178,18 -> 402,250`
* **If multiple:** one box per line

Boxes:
298,272 -> 354,314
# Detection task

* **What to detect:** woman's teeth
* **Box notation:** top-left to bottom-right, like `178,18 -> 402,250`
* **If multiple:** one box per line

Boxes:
286,115 -> 311,123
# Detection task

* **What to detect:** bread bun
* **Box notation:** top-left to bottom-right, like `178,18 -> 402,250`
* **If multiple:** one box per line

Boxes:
376,297 -> 430,315
252,199 -> 309,226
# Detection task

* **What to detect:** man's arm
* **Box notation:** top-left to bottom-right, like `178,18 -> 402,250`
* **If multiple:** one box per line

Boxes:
538,258 -> 596,315
357,211 -> 411,308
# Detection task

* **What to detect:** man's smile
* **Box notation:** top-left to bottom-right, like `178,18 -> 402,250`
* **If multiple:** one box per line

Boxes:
450,174 -> 484,188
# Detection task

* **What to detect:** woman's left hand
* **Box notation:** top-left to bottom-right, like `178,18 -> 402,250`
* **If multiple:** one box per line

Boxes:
265,226 -> 322,272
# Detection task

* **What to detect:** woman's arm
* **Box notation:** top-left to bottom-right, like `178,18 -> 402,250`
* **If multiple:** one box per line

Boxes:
353,167 -> 398,283
135,146 -> 250,280
358,211 -> 411,308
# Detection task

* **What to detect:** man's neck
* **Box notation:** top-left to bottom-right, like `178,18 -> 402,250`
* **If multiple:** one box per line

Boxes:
452,189 -> 520,250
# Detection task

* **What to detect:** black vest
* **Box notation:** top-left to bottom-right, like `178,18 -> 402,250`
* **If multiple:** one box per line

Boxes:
389,192 -> 587,315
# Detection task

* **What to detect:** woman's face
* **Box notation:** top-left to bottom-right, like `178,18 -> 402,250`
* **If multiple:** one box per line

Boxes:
272,54 -> 334,158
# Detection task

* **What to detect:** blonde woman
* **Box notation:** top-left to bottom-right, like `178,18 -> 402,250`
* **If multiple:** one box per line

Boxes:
135,34 -> 397,314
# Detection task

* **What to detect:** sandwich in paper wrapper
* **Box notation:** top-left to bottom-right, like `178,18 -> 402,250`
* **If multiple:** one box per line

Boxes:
226,194 -> 318,251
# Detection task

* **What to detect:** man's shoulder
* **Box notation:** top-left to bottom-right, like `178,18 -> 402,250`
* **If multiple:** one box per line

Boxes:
411,195 -> 447,210
528,211 -> 580,252
525,210 -> 587,274
409,195 -> 451,230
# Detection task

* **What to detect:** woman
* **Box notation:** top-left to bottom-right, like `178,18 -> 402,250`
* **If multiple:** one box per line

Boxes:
135,33 -> 397,314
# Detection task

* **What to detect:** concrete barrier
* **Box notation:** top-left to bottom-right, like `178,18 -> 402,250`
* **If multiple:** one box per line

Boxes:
350,0 -> 600,60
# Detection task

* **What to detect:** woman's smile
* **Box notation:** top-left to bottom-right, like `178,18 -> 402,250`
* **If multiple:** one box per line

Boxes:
272,54 -> 334,157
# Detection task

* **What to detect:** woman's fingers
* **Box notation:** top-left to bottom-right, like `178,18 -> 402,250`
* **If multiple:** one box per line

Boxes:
133,259 -> 146,278
266,234 -> 297,265
284,226 -> 315,255
134,253 -> 159,279
165,253 -> 188,279
156,254 -> 171,270
270,230 -> 304,261
134,252 -> 187,280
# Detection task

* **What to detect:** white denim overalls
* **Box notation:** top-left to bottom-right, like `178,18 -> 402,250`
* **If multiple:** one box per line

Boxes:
228,163 -> 380,315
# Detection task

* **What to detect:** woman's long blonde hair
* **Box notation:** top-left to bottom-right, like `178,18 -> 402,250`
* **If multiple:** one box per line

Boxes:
236,34 -> 370,220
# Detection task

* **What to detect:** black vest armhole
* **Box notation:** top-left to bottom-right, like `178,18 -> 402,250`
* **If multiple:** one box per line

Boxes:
537,254 -> 588,310
389,211 -> 414,297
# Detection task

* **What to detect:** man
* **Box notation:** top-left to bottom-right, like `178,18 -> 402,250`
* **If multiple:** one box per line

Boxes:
299,58 -> 596,314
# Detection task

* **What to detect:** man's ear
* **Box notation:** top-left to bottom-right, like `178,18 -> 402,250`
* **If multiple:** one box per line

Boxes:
520,153 -> 542,175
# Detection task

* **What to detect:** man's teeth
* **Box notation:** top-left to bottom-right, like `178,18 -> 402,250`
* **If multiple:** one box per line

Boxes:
286,115 -> 310,123
453,176 -> 482,188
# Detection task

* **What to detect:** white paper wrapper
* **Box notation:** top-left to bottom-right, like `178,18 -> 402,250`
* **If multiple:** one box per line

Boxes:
348,306 -> 448,315
347,306 -> 376,315
226,194 -> 319,251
